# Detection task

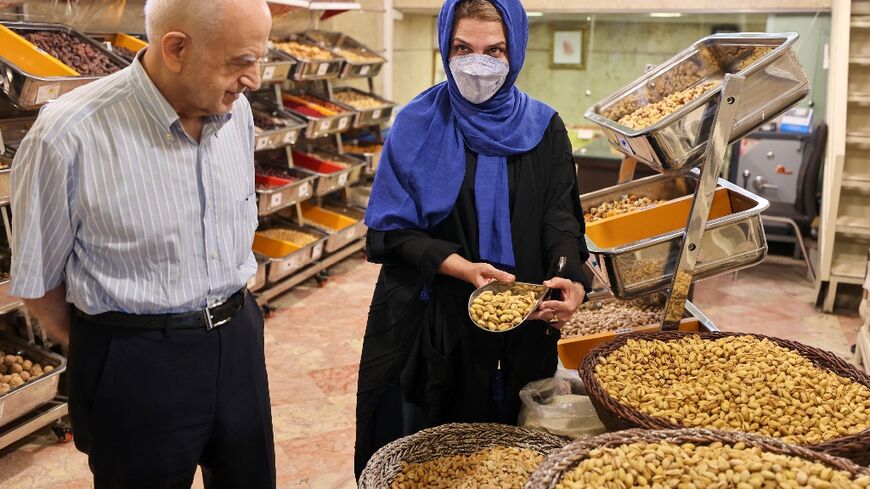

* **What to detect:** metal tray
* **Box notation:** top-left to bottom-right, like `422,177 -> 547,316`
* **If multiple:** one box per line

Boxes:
293,150 -> 365,197
332,87 -> 396,128
255,166 -> 317,215
272,35 -> 345,81
316,204 -> 367,253
247,253 -> 269,292
584,174 -> 769,298
585,32 -> 809,173
258,222 -> 328,282
0,333 -> 66,429
259,48 -> 296,84
302,30 -> 386,79
85,32 -> 147,62
252,106 -> 307,152
282,93 -> 356,139
0,22 -> 130,110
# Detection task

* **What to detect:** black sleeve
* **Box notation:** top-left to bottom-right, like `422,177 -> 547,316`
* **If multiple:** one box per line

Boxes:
541,116 -> 593,292
366,228 -> 461,285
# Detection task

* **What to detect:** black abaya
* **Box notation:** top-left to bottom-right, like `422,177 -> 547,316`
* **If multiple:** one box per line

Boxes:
354,114 -> 591,477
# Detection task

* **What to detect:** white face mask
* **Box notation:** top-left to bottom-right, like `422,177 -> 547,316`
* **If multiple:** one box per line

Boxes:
448,54 -> 509,104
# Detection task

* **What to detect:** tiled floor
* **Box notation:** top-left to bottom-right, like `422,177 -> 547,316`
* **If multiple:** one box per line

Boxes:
0,253 -> 863,489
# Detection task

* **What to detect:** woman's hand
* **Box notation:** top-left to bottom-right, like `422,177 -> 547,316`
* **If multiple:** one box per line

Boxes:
438,253 -> 515,288
528,278 -> 586,330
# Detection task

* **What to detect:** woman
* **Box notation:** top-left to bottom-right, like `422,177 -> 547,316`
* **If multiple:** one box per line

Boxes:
355,0 -> 591,476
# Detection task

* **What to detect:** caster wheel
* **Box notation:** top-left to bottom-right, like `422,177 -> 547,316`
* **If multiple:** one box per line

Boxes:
52,425 -> 73,444
315,271 -> 329,287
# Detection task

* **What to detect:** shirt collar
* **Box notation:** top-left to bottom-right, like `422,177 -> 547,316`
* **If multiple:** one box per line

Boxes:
130,51 -> 235,136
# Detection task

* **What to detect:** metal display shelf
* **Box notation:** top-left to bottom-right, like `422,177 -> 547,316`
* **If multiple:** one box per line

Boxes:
584,32 -> 808,329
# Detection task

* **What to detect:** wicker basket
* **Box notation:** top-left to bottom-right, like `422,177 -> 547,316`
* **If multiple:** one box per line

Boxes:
358,423 -> 568,488
526,428 -> 870,489
579,331 -> 870,466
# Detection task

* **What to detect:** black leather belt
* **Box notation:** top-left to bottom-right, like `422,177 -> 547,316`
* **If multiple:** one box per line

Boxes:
74,288 -> 248,331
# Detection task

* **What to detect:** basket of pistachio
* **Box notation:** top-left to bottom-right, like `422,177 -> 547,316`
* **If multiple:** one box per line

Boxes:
578,331 -> 870,465
526,428 -> 870,489
359,423 -> 567,489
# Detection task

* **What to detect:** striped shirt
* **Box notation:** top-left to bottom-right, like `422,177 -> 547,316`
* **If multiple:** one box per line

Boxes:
11,54 -> 258,315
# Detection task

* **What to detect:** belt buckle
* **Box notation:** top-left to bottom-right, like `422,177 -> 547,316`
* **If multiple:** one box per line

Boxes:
203,302 -> 232,331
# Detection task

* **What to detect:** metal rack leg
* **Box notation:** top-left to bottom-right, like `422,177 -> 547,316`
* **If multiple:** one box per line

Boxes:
661,74 -> 746,329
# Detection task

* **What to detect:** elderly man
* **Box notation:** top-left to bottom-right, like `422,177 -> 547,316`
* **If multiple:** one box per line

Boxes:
10,0 -> 275,487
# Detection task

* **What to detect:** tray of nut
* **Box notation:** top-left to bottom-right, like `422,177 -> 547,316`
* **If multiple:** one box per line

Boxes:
0,332 -> 66,428
258,46 -> 296,84
272,34 -> 344,81
582,172 -> 769,299
585,32 -> 809,173
254,162 -> 317,215
253,221 -> 328,282
332,87 -> 396,128
0,22 -> 130,109
291,149 -> 365,196
467,282 -> 549,333
302,30 -> 386,79
281,92 -> 356,139
251,102 -> 307,152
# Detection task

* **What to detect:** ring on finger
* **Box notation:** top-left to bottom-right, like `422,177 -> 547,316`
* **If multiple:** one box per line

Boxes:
549,312 -> 560,324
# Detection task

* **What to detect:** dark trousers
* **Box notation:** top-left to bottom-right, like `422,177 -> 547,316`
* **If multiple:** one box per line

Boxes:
68,294 -> 276,489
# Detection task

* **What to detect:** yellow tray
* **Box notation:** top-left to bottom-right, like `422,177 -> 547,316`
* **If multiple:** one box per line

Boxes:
585,187 -> 733,249
301,204 -> 357,232
112,32 -> 148,53
0,24 -> 78,76
252,232 -> 302,258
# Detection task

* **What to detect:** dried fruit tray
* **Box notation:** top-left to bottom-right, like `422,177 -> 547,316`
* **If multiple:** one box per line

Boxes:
272,34 -> 344,81
332,87 -> 396,128
247,253 -> 270,292
282,93 -> 356,139
0,22 -> 129,109
292,150 -> 365,196
585,32 -> 809,173
0,333 -> 66,429
252,221 -> 328,282
252,104 -> 307,152
254,164 -> 317,216
302,30 -> 385,79
584,172 -> 769,299
556,297 -> 717,370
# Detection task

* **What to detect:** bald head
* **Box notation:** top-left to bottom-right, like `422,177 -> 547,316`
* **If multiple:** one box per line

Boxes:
141,0 -> 271,118
144,0 -> 270,43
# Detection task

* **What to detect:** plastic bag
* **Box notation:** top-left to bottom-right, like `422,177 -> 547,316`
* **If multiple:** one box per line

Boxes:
518,368 -> 606,439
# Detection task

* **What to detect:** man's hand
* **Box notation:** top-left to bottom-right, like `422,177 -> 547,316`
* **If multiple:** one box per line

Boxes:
438,254 -> 515,288
23,284 -> 72,346
528,278 -> 586,330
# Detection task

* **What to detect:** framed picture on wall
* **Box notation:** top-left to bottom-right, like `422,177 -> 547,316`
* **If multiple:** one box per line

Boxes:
433,49 -> 447,85
550,25 -> 588,70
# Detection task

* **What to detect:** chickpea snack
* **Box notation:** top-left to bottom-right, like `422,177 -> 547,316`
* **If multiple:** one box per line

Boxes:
358,423 -> 567,489
580,331 -> 870,465
528,428 -> 870,489
467,282 -> 548,332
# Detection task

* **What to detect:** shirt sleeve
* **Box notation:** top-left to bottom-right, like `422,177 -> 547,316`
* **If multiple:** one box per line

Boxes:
10,133 -> 75,299
366,228 -> 460,285
541,116 -> 593,292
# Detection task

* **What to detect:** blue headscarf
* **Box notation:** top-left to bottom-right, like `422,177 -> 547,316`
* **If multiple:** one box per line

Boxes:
364,0 -> 556,268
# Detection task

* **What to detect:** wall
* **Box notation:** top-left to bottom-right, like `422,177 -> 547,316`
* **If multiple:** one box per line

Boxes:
766,13 -> 831,118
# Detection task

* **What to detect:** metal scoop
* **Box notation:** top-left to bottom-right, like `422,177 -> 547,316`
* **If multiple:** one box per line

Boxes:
466,257 -> 567,333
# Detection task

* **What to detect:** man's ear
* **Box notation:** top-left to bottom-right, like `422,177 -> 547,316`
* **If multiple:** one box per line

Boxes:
161,31 -> 188,73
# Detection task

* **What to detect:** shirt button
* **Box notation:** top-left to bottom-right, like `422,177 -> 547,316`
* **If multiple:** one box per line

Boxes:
164,133 -> 173,142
